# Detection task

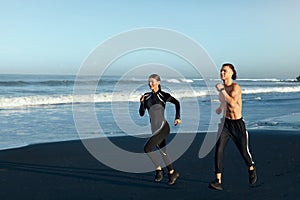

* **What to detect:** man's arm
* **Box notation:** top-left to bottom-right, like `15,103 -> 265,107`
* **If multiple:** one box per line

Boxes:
216,94 -> 226,114
216,83 -> 241,107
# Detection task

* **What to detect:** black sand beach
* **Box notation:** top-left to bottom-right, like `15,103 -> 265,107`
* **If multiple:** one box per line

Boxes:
0,130 -> 299,200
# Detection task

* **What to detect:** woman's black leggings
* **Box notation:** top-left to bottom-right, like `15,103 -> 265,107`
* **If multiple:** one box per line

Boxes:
144,121 -> 173,171
215,118 -> 255,173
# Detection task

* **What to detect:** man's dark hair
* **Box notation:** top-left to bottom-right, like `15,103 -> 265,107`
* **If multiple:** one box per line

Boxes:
222,63 -> 237,80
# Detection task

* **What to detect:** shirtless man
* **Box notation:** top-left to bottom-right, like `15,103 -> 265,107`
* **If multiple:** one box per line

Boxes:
209,63 -> 257,191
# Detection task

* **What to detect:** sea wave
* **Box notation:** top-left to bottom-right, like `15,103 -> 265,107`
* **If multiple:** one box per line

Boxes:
242,86 -> 300,94
4,77 -> 298,88
207,78 -> 299,82
0,90 -> 212,109
0,95 -> 74,108
0,80 -> 75,87
1,84 -> 299,109
165,78 -> 194,83
238,78 -> 282,82
238,78 -> 299,82
0,77 -> 197,87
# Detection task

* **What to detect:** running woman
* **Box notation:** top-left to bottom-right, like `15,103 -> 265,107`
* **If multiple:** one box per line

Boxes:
209,63 -> 257,191
139,74 -> 181,185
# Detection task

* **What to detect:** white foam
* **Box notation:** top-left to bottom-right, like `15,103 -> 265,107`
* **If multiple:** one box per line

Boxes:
0,89 -> 212,109
0,95 -> 74,109
164,78 -> 194,83
243,86 -> 300,94
238,78 -> 282,82
166,79 -> 181,83
0,84 -> 299,109
180,79 -> 194,83
254,97 -> 262,100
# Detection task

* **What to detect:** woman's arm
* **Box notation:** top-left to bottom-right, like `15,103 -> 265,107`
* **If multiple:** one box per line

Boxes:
167,95 -> 181,125
139,95 -> 146,116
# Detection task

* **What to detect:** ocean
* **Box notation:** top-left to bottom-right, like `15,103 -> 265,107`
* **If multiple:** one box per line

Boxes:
0,74 -> 299,150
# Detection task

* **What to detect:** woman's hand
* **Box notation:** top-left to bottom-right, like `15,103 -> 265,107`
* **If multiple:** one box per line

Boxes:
140,95 -> 145,102
174,119 -> 181,126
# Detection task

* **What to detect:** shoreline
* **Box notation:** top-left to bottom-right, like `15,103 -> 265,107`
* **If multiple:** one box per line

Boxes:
0,129 -> 300,199
1,129 -> 299,152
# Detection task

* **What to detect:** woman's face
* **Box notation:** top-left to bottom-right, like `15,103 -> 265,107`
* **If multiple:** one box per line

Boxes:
148,77 -> 160,92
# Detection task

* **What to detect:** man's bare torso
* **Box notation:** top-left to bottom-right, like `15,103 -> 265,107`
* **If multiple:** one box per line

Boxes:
219,82 -> 242,120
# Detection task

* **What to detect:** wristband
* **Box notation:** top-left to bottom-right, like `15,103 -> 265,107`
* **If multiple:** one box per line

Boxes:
219,87 -> 225,92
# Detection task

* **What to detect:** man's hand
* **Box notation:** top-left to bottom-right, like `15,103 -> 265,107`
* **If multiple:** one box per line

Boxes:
216,107 -> 222,115
215,83 -> 225,92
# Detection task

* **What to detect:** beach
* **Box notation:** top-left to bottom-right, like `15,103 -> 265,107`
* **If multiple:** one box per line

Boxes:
0,129 -> 299,200
2,1 -> 300,199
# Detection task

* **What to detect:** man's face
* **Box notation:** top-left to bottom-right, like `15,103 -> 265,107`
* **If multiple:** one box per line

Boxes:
220,65 -> 233,81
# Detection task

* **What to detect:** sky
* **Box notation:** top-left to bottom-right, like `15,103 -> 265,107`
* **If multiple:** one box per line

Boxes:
0,0 -> 299,78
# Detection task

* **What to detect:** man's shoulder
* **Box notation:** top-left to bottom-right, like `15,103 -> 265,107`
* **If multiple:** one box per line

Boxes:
232,82 -> 241,89
229,82 -> 242,94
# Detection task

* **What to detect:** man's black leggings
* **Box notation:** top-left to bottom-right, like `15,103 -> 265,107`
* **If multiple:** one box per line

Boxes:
215,118 -> 255,173
144,121 -> 173,171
